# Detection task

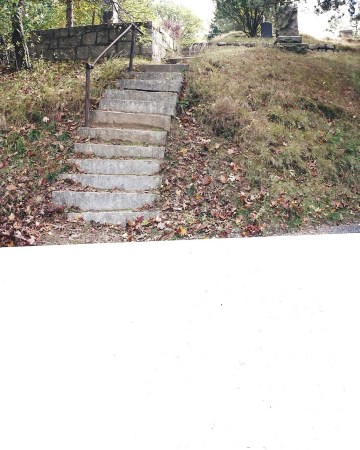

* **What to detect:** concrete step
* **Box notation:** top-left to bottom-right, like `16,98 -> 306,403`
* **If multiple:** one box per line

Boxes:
60,174 -> 161,191
167,57 -> 193,64
104,89 -> 178,104
52,191 -> 158,211
90,110 -> 171,132
74,143 -> 165,159
98,99 -> 176,116
129,71 -> 183,82
137,64 -> 189,73
77,127 -> 167,145
117,79 -> 182,93
69,158 -> 160,175
68,210 -> 160,225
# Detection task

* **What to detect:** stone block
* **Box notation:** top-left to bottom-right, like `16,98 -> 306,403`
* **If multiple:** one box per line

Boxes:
99,99 -> 176,116
90,110 -> 172,132
69,26 -> 86,37
57,28 -> 70,38
74,143 -> 165,159
52,191 -> 158,211
109,27 -> 130,42
59,173 -> 161,191
53,48 -> 76,60
90,45 -> 116,60
276,35 -> 302,44
96,30 -> 110,46
77,46 -> 90,60
77,126 -> 167,145
67,211 -> 159,225
276,43 -> 308,54
50,39 -> 59,50
59,36 -> 81,49
42,49 -> 56,60
69,158 -> 161,176
82,31 -> 97,46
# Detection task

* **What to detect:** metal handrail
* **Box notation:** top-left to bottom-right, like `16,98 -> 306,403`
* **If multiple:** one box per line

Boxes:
84,22 -> 144,127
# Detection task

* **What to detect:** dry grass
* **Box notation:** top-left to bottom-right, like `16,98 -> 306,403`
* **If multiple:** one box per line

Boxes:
0,57 -> 141,126
183,47 -> 360,231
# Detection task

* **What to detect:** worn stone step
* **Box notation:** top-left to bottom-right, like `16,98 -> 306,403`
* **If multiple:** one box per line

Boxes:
129,71 -> 183,82
90,110 -> 171,132
137,64 -> 189,73
99,99 -> 176,116
104,89 -> 178,104
117,79 -> 182,93
68,210 -> 159,225
60,174 -> 161,190
52,191 -> 158,211
77,127 -> 167,145
74,143 -> 165,159
69,158 -> 160,175
167,57 -> 193,64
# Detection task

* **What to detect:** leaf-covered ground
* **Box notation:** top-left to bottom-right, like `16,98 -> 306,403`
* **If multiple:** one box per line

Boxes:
1,48 -> 360,247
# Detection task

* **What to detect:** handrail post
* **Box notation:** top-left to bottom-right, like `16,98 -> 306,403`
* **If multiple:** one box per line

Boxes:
128,24 -> 137,72
83,23 -> 143,124
85,62 -> 93,127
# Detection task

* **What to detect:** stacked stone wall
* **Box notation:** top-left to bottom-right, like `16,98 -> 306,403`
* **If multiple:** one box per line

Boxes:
28,22 -> 176,62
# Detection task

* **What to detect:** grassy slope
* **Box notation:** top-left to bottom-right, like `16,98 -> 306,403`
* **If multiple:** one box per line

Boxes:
178,47 -> 360,234
1,47 -> 359,245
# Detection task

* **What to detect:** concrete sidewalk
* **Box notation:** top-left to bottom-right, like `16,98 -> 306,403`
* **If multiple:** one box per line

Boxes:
0,234 -> 359,450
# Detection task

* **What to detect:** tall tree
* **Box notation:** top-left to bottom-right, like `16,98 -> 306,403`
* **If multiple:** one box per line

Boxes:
213,0 -> 279,37
66,0 -> 74,27
11,0 -> 31,70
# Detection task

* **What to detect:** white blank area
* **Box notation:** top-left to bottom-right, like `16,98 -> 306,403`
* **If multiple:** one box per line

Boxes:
0,234 -> 359,450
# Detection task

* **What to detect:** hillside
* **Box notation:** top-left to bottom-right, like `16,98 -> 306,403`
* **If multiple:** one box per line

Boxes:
1,46 -> 359,246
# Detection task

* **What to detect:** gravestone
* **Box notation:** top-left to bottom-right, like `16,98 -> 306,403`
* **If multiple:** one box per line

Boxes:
261,22 -> 273,38
275,2 -> 308,53
276,3 -> 299,36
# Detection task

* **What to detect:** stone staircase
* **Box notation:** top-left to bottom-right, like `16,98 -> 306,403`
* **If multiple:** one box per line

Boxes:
52,63 -> 188,225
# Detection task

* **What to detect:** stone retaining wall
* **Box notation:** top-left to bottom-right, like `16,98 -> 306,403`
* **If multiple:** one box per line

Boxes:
29,22 -> 176,63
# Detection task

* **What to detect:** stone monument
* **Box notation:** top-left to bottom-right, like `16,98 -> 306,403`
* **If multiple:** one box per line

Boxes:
261,22 -> 273,38
275,3 -> 308,53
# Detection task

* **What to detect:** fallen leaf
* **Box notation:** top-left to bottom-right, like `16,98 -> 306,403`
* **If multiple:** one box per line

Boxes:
6,184 -> 16,191
177,226 -> 187,236
219,175 -> 227,184
201,176 -> 212,186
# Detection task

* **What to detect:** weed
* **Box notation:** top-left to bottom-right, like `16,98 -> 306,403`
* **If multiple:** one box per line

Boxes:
27,129 -> 41,142
56,131 -> 70,142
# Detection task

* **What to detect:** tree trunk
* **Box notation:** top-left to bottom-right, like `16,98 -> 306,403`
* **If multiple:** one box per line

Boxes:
102,0 -> 119,24
66,0 -> 74,27
11,0 -> 31,70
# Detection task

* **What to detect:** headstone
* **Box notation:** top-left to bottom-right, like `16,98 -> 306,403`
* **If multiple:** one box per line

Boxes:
274,2 -> 307,53
261,22 -> 273,38
276,3 -> 299,36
